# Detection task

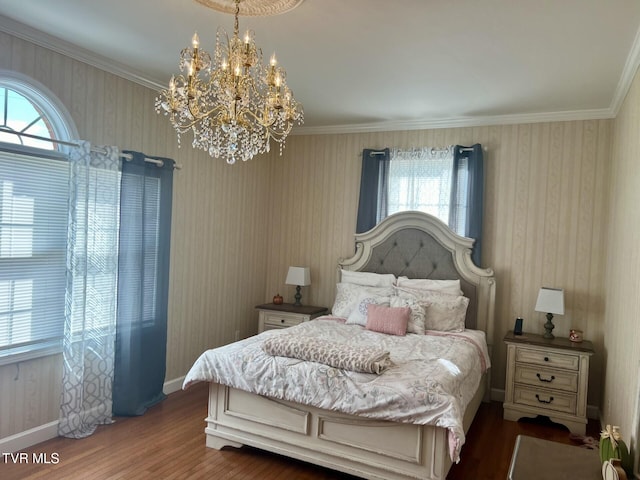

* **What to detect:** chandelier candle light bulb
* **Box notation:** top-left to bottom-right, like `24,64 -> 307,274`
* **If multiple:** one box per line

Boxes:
156,0 -> 303,164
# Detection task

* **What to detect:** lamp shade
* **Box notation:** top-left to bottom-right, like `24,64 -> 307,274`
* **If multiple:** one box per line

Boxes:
285,266 -> 311,286
534,287 -> 565,315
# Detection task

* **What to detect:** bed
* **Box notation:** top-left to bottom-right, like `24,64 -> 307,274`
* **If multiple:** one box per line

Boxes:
183,211 -> 496,480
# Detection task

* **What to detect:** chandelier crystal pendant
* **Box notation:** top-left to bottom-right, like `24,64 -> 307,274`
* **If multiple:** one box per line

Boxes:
155,0 -> 303,164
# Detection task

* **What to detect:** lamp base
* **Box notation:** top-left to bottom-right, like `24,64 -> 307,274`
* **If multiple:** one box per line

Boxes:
543,313 -> 555,339
293,285 -> 302,307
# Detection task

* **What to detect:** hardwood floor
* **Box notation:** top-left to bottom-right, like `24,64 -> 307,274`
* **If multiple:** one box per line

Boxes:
1,383 -> 600,480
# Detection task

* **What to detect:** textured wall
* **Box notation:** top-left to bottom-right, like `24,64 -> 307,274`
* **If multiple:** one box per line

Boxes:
0,32 -> 271,439
266,121 -> 612,408
604,66 -> 640,449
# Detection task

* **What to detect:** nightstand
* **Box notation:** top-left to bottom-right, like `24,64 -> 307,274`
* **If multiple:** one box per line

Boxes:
256,303 -> 328,333
503,330 -> 594,435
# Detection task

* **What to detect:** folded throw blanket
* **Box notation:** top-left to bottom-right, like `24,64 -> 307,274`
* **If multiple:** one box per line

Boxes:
262,334 -> 392,374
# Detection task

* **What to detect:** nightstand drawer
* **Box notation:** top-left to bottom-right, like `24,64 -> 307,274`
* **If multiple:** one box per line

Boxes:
256,304 -> 328,334
513,385 -> 577,415
261,311 -> 303,329
515,347 -> 579,371
514,365 -> 578,393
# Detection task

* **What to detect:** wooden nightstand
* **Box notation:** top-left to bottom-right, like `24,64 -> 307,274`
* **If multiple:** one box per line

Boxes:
256,303 -> 328,333
503,330 -> 594,435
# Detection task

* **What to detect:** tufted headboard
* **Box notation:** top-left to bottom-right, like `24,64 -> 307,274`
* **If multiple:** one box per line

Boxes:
338,211 -> 495,340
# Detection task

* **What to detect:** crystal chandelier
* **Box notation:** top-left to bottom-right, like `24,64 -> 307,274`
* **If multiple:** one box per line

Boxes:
155,0 -> 303,164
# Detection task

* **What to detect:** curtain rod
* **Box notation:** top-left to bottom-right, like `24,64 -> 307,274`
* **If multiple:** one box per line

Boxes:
369,146 -> 486,156
9,130 -> 182,170
369,146 -> 453,157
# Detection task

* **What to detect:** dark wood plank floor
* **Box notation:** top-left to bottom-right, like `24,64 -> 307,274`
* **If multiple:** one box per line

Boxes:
0,382 -> 600,480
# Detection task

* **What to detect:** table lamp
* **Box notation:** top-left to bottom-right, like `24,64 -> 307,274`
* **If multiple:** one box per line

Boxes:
534,287 -> 565,339
285,266 -> 311,306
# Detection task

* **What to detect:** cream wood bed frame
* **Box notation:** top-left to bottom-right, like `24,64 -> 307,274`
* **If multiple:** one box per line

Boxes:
203,211 -> 496,480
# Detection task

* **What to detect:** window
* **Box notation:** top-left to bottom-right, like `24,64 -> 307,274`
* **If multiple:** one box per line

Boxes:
385,147 -> 454,224
0,151 -> 68,360
0,74 -> 77,364
0,86 -> 55,149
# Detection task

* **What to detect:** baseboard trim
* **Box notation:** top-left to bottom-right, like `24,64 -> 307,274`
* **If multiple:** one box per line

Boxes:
491,387 -> 505,403
0,420 -> 59,453
1,375 -> 188,452
163,375 -> 185,395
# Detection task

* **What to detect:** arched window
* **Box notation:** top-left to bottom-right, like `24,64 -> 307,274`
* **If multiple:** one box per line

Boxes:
0,70 -> 77,150
0,72 -> 78,364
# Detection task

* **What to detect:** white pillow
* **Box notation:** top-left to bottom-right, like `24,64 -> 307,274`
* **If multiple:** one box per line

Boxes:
341,269 -> 396,287
332,283 -> 395,318
423,295 -> 469,332
346,293 -> 391,326
390,296 -> 427,334
396,277 -> 463,296
397,288 -> 469,332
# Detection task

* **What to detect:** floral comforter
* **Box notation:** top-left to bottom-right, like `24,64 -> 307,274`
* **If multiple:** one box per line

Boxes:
183,316 -> 490,462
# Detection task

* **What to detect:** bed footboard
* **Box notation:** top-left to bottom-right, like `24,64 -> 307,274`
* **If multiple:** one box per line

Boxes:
205,381 -> 484,480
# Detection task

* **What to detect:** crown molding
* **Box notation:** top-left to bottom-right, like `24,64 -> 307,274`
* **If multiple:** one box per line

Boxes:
293,108 -> 615,136
610,22 -> 640,116
0,15 -> 164,91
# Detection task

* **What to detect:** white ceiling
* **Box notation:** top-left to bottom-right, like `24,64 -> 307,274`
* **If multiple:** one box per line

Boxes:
1,0 -> 640,135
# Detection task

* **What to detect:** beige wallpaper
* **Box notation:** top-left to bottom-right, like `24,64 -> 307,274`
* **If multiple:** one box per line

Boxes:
603,66 -> 640,450
265,122 -> 612,409
2,28 -> 634,447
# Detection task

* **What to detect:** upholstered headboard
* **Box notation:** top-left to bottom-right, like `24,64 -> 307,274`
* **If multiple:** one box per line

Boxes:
338,211 -> 495,339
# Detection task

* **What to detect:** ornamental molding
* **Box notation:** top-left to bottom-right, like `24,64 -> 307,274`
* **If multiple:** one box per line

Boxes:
194,0 -> 305,16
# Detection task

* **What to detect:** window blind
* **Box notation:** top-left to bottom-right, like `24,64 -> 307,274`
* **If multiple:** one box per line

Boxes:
0,147 -> 69,363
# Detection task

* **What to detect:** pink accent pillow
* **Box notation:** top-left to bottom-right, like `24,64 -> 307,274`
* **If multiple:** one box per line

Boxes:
365,304 -> 410,336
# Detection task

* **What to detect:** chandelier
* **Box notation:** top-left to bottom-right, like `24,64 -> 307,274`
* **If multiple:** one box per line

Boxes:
155,0 -> 304,164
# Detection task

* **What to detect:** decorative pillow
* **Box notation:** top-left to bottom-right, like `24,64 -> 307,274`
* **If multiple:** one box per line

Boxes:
396,288 -> 469,332
390,296 -> 427,334
396,277 -> 463,296
346,293 -> 391,326
341,269 -> 396,287
331,283 -> 394,318
366,304 -> 410,336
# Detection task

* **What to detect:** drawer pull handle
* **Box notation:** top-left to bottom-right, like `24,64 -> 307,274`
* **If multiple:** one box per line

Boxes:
280,319 -> 285,323
535,394 -> 554,404
536,373 -> 555,383
544,357 -> 549,362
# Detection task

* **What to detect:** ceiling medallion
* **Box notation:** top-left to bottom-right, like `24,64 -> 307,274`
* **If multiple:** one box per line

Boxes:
194,0 -> 304,16
156,0 -> 304,164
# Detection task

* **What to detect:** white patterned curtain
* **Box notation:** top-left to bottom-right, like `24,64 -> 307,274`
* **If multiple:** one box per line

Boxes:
58,141 -> 122,438
385,147 -> 454,224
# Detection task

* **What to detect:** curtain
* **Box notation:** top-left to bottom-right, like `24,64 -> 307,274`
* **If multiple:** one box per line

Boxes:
58,141 -> 121,438
355,144 -> 485,266
450,144 -> 484,266
386,147 -> 454,221
356,148 -> 390,233
112,151 -> 174,416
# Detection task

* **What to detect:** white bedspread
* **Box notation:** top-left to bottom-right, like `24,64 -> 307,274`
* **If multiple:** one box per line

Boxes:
183,316 -> 490,462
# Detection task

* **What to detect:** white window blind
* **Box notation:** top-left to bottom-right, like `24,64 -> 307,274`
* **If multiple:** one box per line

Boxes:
0,148 -> 69,363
